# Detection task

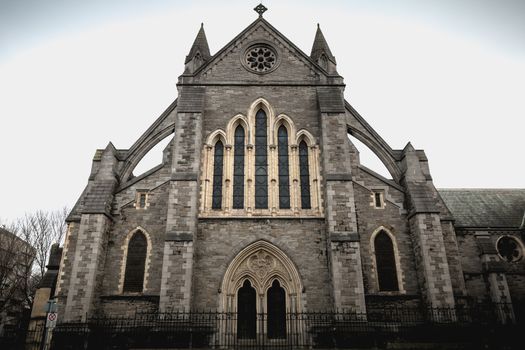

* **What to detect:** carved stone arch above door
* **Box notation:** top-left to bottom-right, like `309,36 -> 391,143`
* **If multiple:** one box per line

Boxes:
220,240 -> 303,313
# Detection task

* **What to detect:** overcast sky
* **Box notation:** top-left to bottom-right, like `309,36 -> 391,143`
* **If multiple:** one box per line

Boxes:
1,0 -> 524,223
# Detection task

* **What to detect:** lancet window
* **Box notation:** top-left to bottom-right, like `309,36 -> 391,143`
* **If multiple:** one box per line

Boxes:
255,109 -> 268,209
278,125 -> 290,209
212,141 -> 224,210
233,126 -> 245,209
123,231 -> 148,293
374,230 -> 400,292
298,141 -> 311,209
201,99 -> 322,216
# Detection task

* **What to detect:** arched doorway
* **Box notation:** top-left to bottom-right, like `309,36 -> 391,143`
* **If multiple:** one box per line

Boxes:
220,241 -> 303,340
267,280 -> 286,339
237,280 -> 256,339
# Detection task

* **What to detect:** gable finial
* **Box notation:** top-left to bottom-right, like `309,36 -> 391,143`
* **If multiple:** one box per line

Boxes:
254,3 -> 268,18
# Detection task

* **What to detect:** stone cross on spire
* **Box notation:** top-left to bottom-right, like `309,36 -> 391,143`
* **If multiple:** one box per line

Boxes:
254,3 -> 268,17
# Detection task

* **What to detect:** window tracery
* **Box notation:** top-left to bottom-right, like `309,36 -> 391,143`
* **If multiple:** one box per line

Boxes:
200,99 -> 322,217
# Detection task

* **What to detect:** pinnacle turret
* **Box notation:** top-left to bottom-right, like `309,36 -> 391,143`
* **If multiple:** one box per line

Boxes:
184,23 -> 211,73
310,24 -> 337,73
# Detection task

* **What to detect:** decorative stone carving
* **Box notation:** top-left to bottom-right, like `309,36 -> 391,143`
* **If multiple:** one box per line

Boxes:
220,241 -> 303,312
248,250 -> 275,278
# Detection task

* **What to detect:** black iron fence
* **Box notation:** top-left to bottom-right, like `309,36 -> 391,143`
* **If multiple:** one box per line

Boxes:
45,303 -> 521,350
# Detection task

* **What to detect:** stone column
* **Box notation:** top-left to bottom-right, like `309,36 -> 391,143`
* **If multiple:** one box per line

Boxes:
159,87 -> 204,312
317,87 -> 366,314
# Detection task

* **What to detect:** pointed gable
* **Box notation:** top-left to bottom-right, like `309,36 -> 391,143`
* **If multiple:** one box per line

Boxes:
182,17 -> 342,84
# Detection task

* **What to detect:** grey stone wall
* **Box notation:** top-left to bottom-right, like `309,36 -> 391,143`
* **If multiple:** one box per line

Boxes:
100,182 -> 170,297
408,213 -> 455,308
63,214 -> 111,322
352,170 -> 419,297
193,219 -> 330,311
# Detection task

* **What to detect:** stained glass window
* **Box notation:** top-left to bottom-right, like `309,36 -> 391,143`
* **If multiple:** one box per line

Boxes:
255,110 -> 268,209
299,141 -> 311,209
123,231 -> 147,293
212,141 -> 224,210
233,126 -> 245,209
278,126 -> 290,209
375,231 -> 399,291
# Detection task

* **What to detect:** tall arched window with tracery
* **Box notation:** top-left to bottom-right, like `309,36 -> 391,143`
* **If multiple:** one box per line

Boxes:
375,230 -> 399,291
278,125 -> 290,209
299,141 -> 311,209
212,141 -> 224,209
123,231 -> 147,293
255,109 -> 268,209
233,126 -> 245,209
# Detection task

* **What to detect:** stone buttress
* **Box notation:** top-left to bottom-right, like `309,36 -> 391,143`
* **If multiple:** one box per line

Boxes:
159,86 -> 205,312
318,86 -> 366,313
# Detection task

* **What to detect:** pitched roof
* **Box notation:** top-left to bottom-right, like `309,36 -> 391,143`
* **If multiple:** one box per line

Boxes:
438,189 -> 525,228
310,24 -> 336,64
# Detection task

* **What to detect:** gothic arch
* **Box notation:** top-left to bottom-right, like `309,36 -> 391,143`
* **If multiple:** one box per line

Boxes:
220,240 -> 303,312
118,227 -> 152,293
205,129 -> 227,146
226,115 -> 251,145
201,98 -> 322,216
296,129 -> 316,146
272,114 -> 296,145
248,97 -> 275,121
369,226 -> 404,293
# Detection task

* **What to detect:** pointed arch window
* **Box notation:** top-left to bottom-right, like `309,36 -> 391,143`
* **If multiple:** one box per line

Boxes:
278,125 -> 290,209
375,230 -> 399,291
255,109 -> 268,209
212,141 -> 224,209
299,141 -> 311,209
123,231 -> 147,293
232,126 -> 245,209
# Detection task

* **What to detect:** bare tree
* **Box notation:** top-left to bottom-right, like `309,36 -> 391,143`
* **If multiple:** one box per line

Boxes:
0,223 -> 36,325
0,207 -> 68,323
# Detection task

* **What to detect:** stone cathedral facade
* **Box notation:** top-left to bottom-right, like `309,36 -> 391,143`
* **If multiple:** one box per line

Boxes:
54,8 -> 525,327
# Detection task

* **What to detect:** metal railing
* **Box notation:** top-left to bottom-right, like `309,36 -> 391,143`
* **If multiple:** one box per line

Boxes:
46,303 -> 520,349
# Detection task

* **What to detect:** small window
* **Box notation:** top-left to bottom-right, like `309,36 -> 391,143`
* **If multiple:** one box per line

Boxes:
373,191 -> 384,208
497,236 -> 523,263
136,191 -> 148,209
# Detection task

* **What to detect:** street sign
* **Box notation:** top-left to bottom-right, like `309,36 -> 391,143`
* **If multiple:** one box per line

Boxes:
46,312 -> 58,328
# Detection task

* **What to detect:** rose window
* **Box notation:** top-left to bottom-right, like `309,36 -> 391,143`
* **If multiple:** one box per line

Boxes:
245,46 -> 277,73
497,236 -> 523,262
